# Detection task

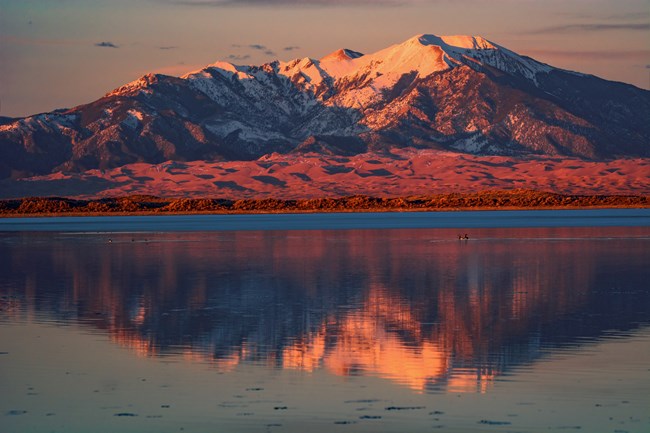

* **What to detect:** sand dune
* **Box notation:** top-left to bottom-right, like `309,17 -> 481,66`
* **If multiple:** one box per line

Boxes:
1,150 -> 647,199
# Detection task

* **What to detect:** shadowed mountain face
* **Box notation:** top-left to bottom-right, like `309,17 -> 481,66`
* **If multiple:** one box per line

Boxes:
2,227 -> 649,392
0,34 -> 648,180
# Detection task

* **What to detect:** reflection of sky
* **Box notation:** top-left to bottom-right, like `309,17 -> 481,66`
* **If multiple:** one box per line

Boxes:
1,0 -> 649,117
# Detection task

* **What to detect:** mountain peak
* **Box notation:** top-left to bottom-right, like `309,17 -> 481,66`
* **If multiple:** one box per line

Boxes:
416,34 -> 497,50
320,48 -> 364,62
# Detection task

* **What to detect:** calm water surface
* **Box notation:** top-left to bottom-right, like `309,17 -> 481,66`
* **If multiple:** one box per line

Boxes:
1,210 -> 649,433
2,208 -> 650,231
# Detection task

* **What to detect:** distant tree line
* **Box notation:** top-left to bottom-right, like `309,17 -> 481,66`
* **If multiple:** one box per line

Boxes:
1,190 -> 648,216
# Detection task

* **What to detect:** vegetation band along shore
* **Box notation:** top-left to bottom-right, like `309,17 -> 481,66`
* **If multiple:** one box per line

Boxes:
1,190 -> 648,216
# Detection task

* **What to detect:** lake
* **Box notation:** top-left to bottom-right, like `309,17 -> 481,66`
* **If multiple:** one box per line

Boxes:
1,210 -> 649,433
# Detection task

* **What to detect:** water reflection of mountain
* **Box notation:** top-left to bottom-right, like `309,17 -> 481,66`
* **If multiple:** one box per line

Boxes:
2,227 -> 649,393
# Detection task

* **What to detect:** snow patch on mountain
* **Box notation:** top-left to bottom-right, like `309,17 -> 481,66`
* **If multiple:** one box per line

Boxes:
107,74 -> 159,97
416,34 -> 552,84
451,133 -> 489,153
122,110 -> 144,129
205,120 -> 289,142
438,35 -> 497,50
0,113 -> 77,133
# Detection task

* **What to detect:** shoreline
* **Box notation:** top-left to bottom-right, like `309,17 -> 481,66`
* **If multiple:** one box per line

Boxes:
1,190 -> 648,218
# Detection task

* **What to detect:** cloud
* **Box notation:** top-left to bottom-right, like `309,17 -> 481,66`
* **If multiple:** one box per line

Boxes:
524,49 -> 650,61
95,41 -> 119,48
527,22 -> 650,34
226,54 -> 251,61
159,46 -> 178,50
283,46 -> 300,51
553,11 -> 650,21
169,0 -> 404,7
605,11 -> 650,21
229,43 -> 276,56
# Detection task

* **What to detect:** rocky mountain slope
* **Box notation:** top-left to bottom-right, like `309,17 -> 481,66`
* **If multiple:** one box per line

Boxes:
1,34 -> 649,181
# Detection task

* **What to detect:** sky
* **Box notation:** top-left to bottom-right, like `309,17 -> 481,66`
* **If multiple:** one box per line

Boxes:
1,0 -> 649,118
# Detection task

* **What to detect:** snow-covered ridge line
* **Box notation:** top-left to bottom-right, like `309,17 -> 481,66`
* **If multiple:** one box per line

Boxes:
215,33 -> 552,86
111,33 -> 557,100
160,33 -> 557,116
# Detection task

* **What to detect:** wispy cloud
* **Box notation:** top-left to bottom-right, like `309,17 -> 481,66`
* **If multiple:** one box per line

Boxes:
95,41 -> 119,48
231,43 -> 277,56
525,49 -> 650,61
527,22 -> 650,34
169,0 -> 404,7
283,46 -> 300,51
159,46 -> 178,50
554,11 -> 650,21
226,54 -> 251,61
604,11 -> 650,21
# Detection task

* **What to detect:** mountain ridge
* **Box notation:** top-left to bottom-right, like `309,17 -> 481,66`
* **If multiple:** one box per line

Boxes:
1,33 -> 648,185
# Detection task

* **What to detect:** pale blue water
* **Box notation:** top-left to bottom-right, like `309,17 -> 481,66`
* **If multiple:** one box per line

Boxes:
1,208 -> 649,232
1,210 -> 649,433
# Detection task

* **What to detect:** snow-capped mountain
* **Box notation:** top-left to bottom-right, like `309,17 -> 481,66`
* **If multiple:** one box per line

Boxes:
1,34 -> 648,179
